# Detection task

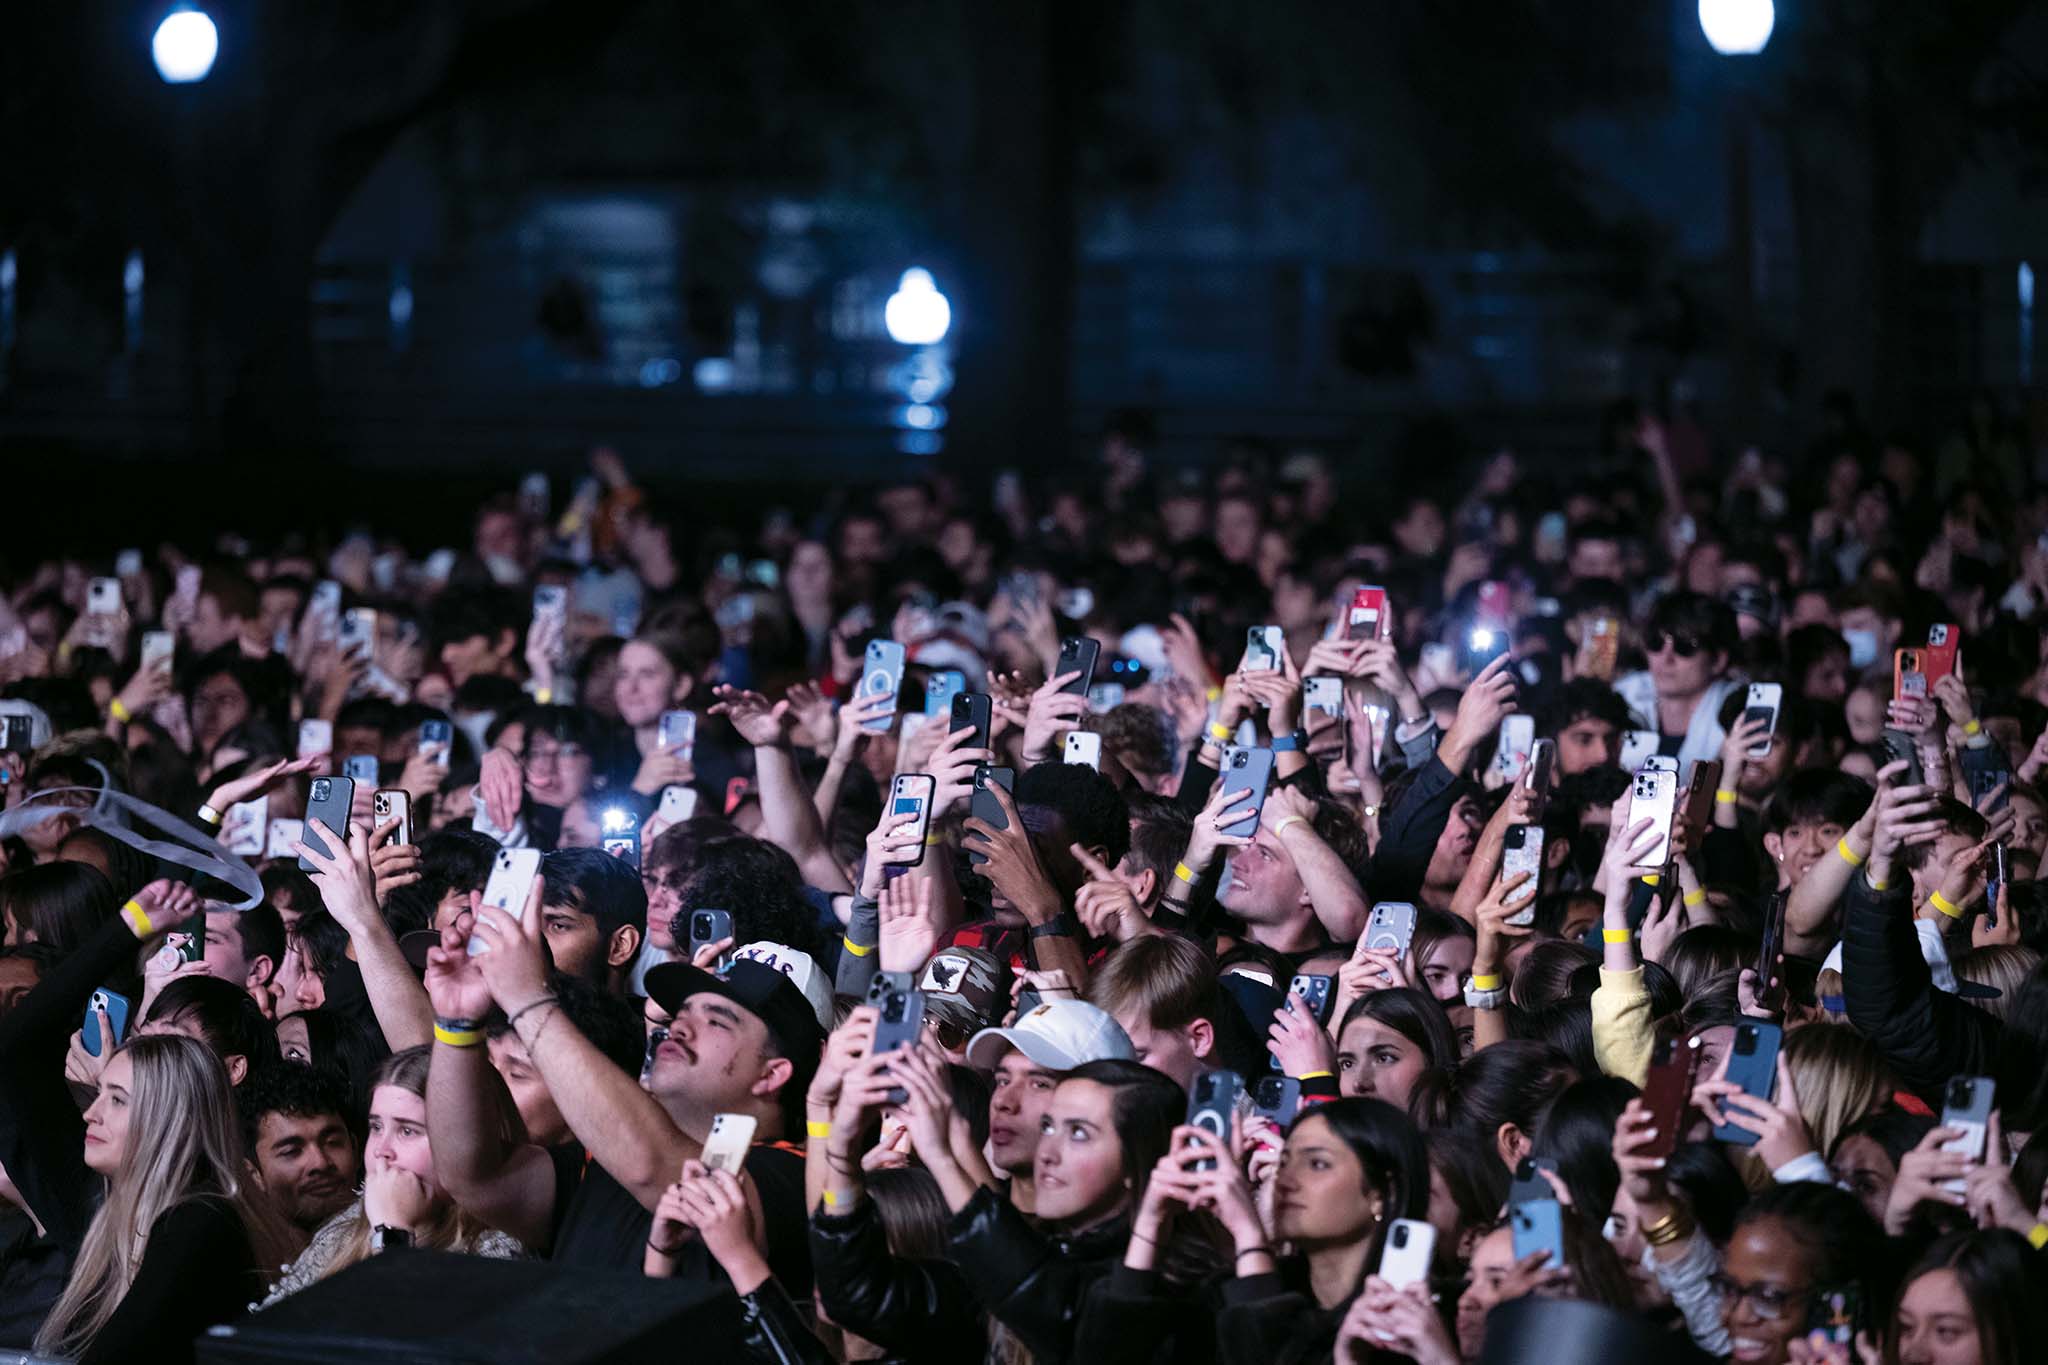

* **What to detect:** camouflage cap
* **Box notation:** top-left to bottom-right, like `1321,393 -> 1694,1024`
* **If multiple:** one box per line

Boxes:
917,946 -> 1010,1034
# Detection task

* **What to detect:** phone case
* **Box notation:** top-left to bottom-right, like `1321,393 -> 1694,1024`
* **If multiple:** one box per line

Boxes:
1756,891 -> 1787,1008
887,776 -> 936,866
861,641 -> 907,731
1305,676 -> 1344,716
701,1113 -> 758,1173
1186,1070 -> 1244,1169
1347,586 -> 1389,641
265,819 -> 305,859
1923,625 -> 1959,688
1640,1036 -> 1697,1159
1507,1156 -> 1561,1206
1056,637 -> 1101,695
924,670 -> 967,717
659,785 -> 700,823
1501,826 -> 1545,926
82,989 -> 133,1058
1364,903 -> 1417,956
469,848 -> 543,955
1244,626 -> 1284,672
689,909 -> 734,963
220,798 -> 268,856
1712,1021 -> 1784,1145
1251,1074 -> 1301,1128
657,710 -> 697,759
1378,1218 -> 1437,1287
951,692 -> 993,751
1744,683 -> 1782,756
1628,767 -> 1678,871
872,986 -> 928,1103
417,720 -> 454,766
1288,974 -> 1334,1024
1525,738 -> 1554,795
1894,649 -> 1927,700
1218,747 -> 1276,838
1063,732 -> 1102,770
1938,1076 -> 1994,1191
344,755 -> 379,785
1509,1199 -> 1566,1268
1619,730 -> 1659,773
967,766 -> 1015,865
297,719 -> 333,760
1493,716 -> 1535,781
297,777 -> 356,871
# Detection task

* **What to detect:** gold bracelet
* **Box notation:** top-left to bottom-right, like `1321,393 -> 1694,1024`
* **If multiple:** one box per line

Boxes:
1642,1208 -> 1694,1247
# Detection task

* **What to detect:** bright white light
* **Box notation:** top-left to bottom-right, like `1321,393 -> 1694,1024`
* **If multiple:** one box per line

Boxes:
1699,0 -> 1774,55
1468,627 -> 1496,650
152,10 -> 218,83
884,268 -> 951,345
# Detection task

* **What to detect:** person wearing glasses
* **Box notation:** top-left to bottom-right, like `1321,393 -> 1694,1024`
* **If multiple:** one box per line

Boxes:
1613,591 -> 1744,770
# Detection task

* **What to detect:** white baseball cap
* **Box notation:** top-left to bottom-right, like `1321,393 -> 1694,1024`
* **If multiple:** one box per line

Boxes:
966,999 -> 1134,1072
728,940 -> 834,1031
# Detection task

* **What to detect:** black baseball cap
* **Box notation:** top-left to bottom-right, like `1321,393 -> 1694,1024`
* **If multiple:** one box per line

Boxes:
643,958 -> 824,1075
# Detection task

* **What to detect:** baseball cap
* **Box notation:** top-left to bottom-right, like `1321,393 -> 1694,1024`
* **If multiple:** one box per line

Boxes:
643,941 -> 828,1072
1725,583 -> 1779,630
918,947 -> 1009,1037
966,999 -> 1134,1072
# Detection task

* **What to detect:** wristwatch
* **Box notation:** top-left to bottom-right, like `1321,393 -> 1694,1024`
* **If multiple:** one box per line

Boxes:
370,1225 -> 412,1254
1462,982 -> 1507,1011
1269,731 -> 1308,752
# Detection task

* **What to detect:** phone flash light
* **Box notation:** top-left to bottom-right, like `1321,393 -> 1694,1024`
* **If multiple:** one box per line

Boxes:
1469,627 -> 1496,649
601,807 -> 636,834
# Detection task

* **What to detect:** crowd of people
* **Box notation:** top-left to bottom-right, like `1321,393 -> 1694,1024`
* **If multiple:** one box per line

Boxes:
2,404 -> 2048,1363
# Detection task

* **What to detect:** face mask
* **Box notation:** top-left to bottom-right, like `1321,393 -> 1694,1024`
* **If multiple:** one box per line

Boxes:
1843,628 -> 1880,668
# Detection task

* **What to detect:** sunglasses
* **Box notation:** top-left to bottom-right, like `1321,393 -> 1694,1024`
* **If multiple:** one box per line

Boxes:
1647,632 -> 1704,658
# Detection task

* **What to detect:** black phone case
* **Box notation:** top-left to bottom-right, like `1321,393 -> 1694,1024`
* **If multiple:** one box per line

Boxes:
967,766 -> 1015,865
688,909 -> 734,957
1186,1070 -> 1244,1169
951,692 -> 993,751
297,776 -> 356,871
1056,638 -> 1101,696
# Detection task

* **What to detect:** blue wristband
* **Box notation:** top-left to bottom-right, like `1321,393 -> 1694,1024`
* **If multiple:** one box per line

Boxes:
1270,731 -> 1308,752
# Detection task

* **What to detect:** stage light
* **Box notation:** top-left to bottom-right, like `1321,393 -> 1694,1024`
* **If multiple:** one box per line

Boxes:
1699,0 -> 1773,56
884,268 -> 951,346
152,9 -> 219,83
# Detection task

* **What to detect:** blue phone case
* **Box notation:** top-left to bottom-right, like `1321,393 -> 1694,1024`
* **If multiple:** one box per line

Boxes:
1712,1021 -> 1784,1145
861,641 -> 906,732
1510,1199 -> 1566,1268
83,989 -> 133,1058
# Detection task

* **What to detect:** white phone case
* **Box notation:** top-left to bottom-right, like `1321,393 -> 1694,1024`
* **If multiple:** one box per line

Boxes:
702,1112 -> 758,1172
1378,1218 -> 1437,1288
469,849 -> 542,956
1063,732 -> 1103,770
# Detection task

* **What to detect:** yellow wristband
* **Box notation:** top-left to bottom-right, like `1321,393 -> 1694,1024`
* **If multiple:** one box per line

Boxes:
1964,719 -> 1982,736
1207,722 -> 1233,743
1205,687 -> 1223,703
1273,815 -> 1306,838
1470,973 -> 1503,991
841,936 -> 873,958
1173,861 -> 1197,885
1602,928 -> 1632,944
806,1121 -> 833,1140
1683,887 -> 1707,907
1931,890 -> 1963,919
434,1024 -> 483,1048
1868,874 -> 1889,893
534,687 -> 554,705
1714,789 -> 1738,805
123,900 -> 154,938
2029,1222 -> 2048,1251
821,1188 -> 841,1208
924,833 -> 943,846
1296,1070 -> 1334,1081
196,803 -> 224,827
108,696 -> 133,724
1836,838 -> 1865,868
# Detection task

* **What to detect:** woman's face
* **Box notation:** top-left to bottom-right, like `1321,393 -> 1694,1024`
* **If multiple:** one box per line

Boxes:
1893,1268 -> 1980,1365
1032,1079 -> 1127,1227
1418,936 -> 1474,1001
1273,1113 -> 1380,1246
365,1085 -> 442,1194
521,730 -> 594,809
1829,1134 -> 1897,1226
81,1049 -> 135,1175
1336,1016 -> 1428,1109
1456,1225 -> 1521,1359
275,939 -> 326,1012
614,641 -> 680,729
786,542 -> 834,605
1692,1025 -> 1734,1084
1845,687 -> 1885,745
557,798 -> 601,850
1717,1216 -> 1815,1365
2007,792 -> 2048,861
276,1015 -> 312,1065
191,672 -> 252,752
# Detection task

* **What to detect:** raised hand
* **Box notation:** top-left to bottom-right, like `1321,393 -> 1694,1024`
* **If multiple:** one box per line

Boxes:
878,866 -> 944,973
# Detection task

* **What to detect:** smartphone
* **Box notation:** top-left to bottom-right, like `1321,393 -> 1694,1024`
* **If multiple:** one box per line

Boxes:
297,776 -> 356,870
0,714 -> 32,758
951,692 -> 993,752
87,577 -> 122,616
885,774 -> 936,867
1217,746 -> 1276,839
1938,1075 -> 1995,1193
1347,586 -> 1390,641
1712,1020 -> 1785,1145
688,909 -> 735,969
967,764 -> 1015,866
373,789 -> 413,845
140,630 -> 175,676
860,640 -> 907,732
309,579 -> 342,626
1806,1285 -> 1863,1349
297,719 -> 333,761
1288,973 -> 1335,1026
1524,737 -> 1554,797
1501,825 -> 1545,926
1923,624 -> 1960,689
1304,676 -> 1345,717
1491,715 -> 1536,783
1619,729 -> 1659,773
1508,1156 -> 1562,1207
343,754 -> 379,786
1893,649 -> 1927,701
115,547 -> 144,578
1640,1035 -> 1698,1159
1186,1069 -> 1245,1170
871,982 -> 928,1104
1251,1074 -> 1301,1129
924,669 -> 967,718
1988,844 -> 2008,927
1742,683 -> 1783,757
658,784 -> 700,825
265,818 -> 305,860
1680,758 -> 1723,842
340,607 -> 377,663
701,1112 -> 758,1174
1961,745 -> 2013,813
1063,732 -> 1102,771
417,718 -> 453,766
219,797 -> 267,857
1583,616 -> 1620,680
1882,727 -> 1924,787
1055,636 -> 1102,696
1364,902 -> 1418,957
1628,765 -> 1679,871
1509,1199 -> 1567,1269
469,848 -> 543,956
1244,626 -> 1284,672
532,583 -> 567,623
82,989 -> 133,1058
657,710 -> 697,761
1378,1218 -> 1437,1288
1755,891 -> 1787,1012
599,805 -> 640,866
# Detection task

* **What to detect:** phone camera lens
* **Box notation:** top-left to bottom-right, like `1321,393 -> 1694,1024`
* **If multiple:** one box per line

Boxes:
1392,1225 -> 1408,1247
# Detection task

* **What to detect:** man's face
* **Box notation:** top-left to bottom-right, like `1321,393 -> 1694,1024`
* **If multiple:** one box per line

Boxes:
488,1030 -> 567,1147
987,1047 -> 1060,1177
1913,826 -> 1979,903
0,954 -> 40,1014
1765,818 -> 1847,888
1214,498 -> 1262,564
539,898 -> 603,984
200,912 -> 268,993
253,1110 -> 358,1231
1217,827 -> 1306,926
1645,630 -> 1722,700
439,633 -> 502,688
189,593 -> 241,653
1393,502 -> 1445,559
1113,1009 -> 1206,1093
1568,538 -> 1623,584
1802,651 -> 1850,703
1554,717 -> 1619,775
1424,796 -> 1482,891
648,996 -> 778,1112
838,517 -> 887,566
475,509 -> 523,564
642,862 -> 685,950
257,586 -> 303,645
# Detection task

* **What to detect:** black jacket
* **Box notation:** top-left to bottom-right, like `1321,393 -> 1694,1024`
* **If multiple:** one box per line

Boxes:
946,1186 -> 1128,1365
809,1197 -> 985,1361
1841,873 -> 1998,1105
1071,1262 -> 1221,1365
1370,755 -> 1464,905
1213,1270 -> 1348,1365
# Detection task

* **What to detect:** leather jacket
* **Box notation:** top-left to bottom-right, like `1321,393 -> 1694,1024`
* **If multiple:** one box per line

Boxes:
810,1196 -> 986,1361
946,1186 -> 1129,1365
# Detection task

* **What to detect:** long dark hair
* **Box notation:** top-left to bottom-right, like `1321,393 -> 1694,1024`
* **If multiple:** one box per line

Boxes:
1287,1097 -> 1430,1283
1992,960 -> 2048,1132
1336,987 -> 1459,1124
1060,1059 -> 1184,1222
0,862 -> 116,958
1737,1183 -> 1894,1317
1445,1040 -> 1576,1168
1883,1229 -> 2048,1365
1531,1076 -> 1639,1222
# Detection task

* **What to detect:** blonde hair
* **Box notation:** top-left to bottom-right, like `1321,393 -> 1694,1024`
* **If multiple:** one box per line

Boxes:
36,1034 -> 290,1358
1951,946 -> 2041,1023
1783,1024 -> 1894,1158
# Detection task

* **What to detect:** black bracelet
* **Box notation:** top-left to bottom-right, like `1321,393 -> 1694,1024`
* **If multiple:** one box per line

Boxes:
433,1015 -> 483,1035
1027,914 -> 1078,941
647,1236 -> 685,1257
1235,1245 -> 1273,1260
506,996 -> 558,1031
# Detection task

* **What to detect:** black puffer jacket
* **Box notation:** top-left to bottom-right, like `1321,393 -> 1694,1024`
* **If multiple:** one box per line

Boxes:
809,1197 -> 985,1362
946,1186 -> 1129,1365
1841,873 -> 1998,1104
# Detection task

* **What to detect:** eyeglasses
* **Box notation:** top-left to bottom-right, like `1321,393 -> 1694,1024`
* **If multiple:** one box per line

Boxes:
924,1016 -> 971,1052
1647,632 -> 1704,658
1707,1273 -> 1811,1322
521,743 -> 589,770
